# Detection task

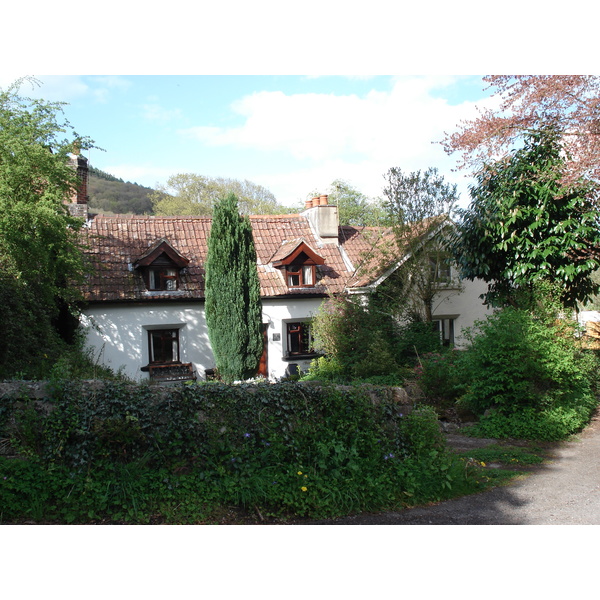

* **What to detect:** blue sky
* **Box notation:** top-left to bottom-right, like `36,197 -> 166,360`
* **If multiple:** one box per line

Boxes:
4,74 -> 497,208
3,2 -> 594,211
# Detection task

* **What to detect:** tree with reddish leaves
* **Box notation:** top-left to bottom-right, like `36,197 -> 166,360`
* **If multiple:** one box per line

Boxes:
442,76 -> 600,187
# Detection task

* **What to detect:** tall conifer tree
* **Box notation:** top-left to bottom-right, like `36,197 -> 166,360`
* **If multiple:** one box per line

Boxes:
205,193 -> 263,381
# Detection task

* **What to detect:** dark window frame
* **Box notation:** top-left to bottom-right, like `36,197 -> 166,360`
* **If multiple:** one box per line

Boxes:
148,328 -> 181,364
285,321 -> 317,358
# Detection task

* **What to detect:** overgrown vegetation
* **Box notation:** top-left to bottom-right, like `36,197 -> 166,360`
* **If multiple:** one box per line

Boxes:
414,300 -> 600,441
0,381 -> 479,524
0,78 -> 94,379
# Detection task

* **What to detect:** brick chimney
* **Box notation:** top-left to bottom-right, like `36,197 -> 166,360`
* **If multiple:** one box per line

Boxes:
67,149 -> 89,219
302,194 -> 339,245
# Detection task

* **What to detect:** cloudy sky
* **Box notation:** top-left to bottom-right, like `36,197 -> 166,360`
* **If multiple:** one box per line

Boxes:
5,74 -> 498,208
4,1 -> 594,211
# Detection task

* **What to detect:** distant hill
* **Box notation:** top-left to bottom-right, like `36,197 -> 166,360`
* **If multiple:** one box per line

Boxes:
88,166 -> 155,215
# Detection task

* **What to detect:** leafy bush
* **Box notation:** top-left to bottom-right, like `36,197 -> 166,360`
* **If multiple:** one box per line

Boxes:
414,349 -> 463,406
455,308 -> 599,439
0,381 -> 465,522
393,320 -> 442,366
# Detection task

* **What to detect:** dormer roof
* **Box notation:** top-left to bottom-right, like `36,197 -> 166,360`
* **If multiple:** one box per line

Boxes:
133,237 -> 190,269
270,238 -> 325,267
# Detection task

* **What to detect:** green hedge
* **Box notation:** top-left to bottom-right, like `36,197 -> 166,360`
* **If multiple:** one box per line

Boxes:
0,381 -> 461,523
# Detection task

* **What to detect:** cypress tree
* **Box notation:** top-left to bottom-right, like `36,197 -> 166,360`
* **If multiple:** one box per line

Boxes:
205,193 -> 263,381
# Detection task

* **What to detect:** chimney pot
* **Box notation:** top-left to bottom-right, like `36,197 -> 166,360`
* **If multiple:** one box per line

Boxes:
319,195 -> 328,206
305,199 -> 314,209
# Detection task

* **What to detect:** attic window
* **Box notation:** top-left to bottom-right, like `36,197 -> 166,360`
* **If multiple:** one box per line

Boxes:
271,240 -> 325,289
286,264 -> 315,287
134,239 -> 190,292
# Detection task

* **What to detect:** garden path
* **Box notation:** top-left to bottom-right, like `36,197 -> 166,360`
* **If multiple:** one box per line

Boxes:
308,410 -> 600,525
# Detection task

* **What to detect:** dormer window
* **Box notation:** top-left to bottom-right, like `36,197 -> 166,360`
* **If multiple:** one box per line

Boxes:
148,265 -> 179,291
286,264 -> 315,287
133,238 -> 190,292
271,239 -> 325,289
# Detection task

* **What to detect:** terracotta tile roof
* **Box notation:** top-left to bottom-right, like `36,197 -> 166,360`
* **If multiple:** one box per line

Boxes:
82,214 -> 369,303
80,213 -> 445,303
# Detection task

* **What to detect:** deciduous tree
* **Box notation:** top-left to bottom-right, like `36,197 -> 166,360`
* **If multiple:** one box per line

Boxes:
151,173 -> 287,216
0,79 -> 93,374
442,75 -> 600,188
381,167 -> 460,321
323,179 -> 387,227
451,129 -> 600,309
204,193 -> 263,381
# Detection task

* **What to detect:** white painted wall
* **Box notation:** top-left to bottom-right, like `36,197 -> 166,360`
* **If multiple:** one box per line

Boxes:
431,277 -> 492,346
81,279 -> 491,381
262,297 -> 324,380
82,298 -> 324,382
81,302 -> 213,381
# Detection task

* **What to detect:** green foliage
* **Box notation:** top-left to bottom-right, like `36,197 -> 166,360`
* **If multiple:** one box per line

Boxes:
453,307 -> 599,440
308,295 -> 400,382
205,193 -> 263,382
323,179 -> 387,226
414,349 -> 463,406
393,320 -> 442,365
381,167 -> 460,321
452,129 -> 600,309
88,170 -> 154,215
151,173 -> 288,216
0,381 -> 469,523
383,166 -> 458,226
0,79 -> 94,378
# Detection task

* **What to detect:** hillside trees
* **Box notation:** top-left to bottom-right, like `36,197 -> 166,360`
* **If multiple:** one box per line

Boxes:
451,129 -> 600,309
88,168 -> 154,214
151,173 -> 287,216
0,79 -> 93,376
204,193 -> 263,381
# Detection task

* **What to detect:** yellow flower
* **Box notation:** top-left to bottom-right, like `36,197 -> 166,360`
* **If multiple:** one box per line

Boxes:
297,471 -> 303,475
301,486 -> 308,492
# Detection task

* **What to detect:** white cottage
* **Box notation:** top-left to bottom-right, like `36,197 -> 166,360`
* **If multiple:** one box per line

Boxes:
74,161 -> 490,382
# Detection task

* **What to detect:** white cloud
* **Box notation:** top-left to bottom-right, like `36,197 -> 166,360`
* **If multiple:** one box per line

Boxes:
102,164 -> 174,187
140,100 -> 183,122
180,76 -> 495,206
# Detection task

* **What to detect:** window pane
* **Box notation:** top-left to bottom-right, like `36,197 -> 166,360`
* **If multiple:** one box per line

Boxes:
150,329 -> 179,363
287,268 -> 301,287
302,265 -> 314,285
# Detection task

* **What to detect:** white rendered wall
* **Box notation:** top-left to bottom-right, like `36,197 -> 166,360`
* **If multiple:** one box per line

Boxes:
431,277 -> 492,346
81,302 -> 214,381
82,298 -> 323,382
261,297 -> 324,380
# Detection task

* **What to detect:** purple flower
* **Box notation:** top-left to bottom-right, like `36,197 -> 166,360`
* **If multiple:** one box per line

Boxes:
243,432 -> 251,438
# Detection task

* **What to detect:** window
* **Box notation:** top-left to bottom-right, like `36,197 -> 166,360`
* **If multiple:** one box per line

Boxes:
148,267 -> 178,291
433,318 -> 455,347
286,264 -> 315,287
286,321 -> 315,356
271,240 -> 324,289
133,239 -> 189,292
430,256 -> 452,284
148,329 -> 180,364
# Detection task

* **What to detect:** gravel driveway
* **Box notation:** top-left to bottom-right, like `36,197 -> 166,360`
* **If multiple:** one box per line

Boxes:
308,411 -> 600,525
